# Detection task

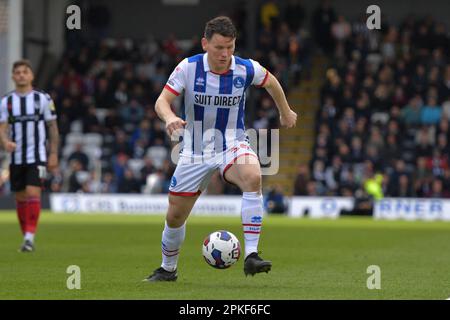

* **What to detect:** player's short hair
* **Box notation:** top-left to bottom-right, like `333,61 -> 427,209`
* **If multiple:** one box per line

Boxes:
12,59 -> 33,73
204,16 -> 237,40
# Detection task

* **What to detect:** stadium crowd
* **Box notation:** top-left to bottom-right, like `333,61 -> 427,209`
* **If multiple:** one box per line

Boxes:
293,8 -> 450,210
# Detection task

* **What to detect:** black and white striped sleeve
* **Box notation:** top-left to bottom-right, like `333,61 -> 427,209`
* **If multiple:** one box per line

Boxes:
43,93 -> 57,121
0,97 -> 7,123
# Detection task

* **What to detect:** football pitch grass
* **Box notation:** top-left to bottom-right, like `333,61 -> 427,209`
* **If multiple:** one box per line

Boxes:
0,211 -> 449,300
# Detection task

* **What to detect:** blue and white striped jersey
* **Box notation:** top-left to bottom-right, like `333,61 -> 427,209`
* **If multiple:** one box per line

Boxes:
165,53 -> 268,157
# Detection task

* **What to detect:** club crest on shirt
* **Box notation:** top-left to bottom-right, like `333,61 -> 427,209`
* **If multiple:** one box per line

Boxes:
233,76 -> 245,88
195,77 -> 205,87
170,176 -> 177,188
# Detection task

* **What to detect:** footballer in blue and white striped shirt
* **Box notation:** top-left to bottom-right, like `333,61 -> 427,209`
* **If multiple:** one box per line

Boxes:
145,16 -> 297,282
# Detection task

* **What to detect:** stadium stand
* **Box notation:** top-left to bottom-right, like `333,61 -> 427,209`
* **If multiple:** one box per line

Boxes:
307,10 -> 450,214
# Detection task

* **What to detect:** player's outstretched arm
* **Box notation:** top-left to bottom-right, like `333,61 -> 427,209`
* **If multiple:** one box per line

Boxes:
0,122 -> 16,152
155,89 -> 186,138
46,120 -> 59,173
262,73 -> 297,128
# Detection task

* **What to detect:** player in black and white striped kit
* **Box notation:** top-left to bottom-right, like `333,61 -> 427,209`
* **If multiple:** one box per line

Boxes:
0,60 -> 60,252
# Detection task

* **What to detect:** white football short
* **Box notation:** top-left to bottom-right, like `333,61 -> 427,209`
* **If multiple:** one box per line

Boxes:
168,141 -> 259,196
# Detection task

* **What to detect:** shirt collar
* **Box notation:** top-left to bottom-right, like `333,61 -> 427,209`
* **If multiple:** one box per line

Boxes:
203,53 -> 235,73
14,89 -> 34,97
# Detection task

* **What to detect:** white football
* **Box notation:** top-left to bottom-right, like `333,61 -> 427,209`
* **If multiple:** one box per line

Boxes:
202,230 -> 241,269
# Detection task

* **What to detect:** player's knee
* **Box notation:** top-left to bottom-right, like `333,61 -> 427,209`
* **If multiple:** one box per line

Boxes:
167,197 -> 191,227
166,213 -> 186,228
26,191 -> 40,199
240,172 -> 261,192
25,186 -> 41,199
15,193 -> 27,202
166,205 -> 185,222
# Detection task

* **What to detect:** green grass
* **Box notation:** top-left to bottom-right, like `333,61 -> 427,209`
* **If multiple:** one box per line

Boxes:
0,211 -> 449,300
